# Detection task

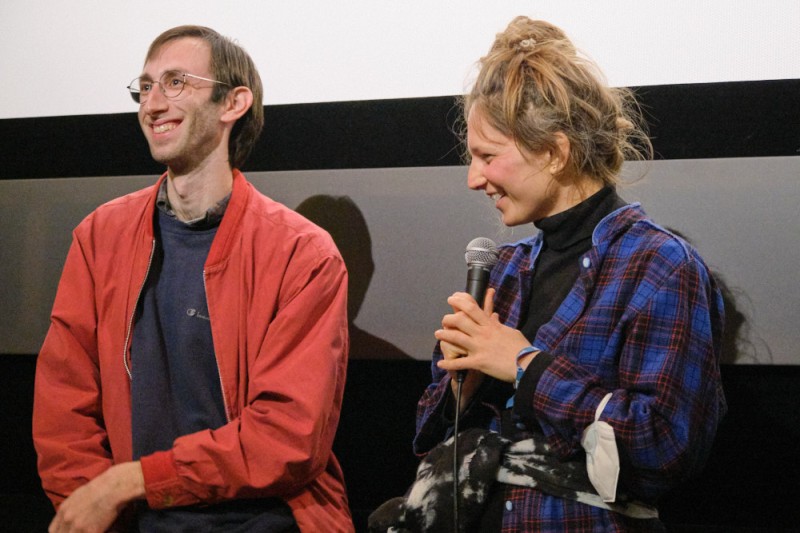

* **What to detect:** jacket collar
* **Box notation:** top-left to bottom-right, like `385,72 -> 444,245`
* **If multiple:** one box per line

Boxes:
145,169 -> 251,268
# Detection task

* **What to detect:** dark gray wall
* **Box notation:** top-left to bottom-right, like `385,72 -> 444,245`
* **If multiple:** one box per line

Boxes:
2,156 -> 797,363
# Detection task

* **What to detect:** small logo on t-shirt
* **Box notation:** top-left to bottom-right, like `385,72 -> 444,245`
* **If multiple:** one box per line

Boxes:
186,308 -> 210,321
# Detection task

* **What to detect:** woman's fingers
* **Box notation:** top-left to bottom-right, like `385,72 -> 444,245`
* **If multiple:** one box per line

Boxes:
483,288 -> 495,315
436,288 -> 498,375
447,292 -> 485,319
435,328 -> 470,357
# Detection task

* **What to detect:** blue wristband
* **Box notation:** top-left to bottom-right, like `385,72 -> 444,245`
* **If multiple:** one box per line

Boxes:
506,346 -> 541,408
514,346 -> 539,389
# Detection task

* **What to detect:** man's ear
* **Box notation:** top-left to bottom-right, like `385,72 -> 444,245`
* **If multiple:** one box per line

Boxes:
221,86 -> 254,124
549,132 -> 571,175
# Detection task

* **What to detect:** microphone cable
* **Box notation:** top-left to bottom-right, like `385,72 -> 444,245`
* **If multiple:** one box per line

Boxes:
453,371 -> 466,532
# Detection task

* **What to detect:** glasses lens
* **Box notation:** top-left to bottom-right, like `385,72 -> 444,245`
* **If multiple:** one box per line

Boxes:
127,78 -> 142,104
127,72 -> 187,104
161,71 -> 186,98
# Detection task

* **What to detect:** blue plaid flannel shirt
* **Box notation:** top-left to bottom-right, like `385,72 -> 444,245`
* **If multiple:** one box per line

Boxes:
414,203 -> 727,532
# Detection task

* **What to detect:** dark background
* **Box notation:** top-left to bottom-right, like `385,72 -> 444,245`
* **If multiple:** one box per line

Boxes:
3,357 -> 800,532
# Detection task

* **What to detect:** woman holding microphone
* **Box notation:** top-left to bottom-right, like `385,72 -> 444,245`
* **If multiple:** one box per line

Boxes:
413,16 -> 726,532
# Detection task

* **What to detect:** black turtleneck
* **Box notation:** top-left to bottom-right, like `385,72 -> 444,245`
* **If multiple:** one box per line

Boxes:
519,186 -> 627,343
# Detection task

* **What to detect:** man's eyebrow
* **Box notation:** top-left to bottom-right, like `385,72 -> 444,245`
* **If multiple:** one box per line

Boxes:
138,67 -> 183,81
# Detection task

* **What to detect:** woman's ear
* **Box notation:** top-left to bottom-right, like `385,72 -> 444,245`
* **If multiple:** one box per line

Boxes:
221,86 -> 254,124
549,132 -> 571,175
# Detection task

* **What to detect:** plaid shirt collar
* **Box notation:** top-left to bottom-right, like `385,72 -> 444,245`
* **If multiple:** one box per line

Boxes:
493,202 -> 646,330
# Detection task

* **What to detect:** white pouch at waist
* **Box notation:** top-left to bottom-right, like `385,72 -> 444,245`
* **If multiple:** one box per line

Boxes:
581,392 -> 620,502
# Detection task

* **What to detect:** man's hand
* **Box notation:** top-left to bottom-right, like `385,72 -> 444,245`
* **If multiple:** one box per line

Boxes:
49,461 -> 145,533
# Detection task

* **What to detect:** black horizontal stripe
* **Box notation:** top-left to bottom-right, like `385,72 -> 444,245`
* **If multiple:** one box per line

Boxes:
1,79 -> 797,180
635,79 -> 800,160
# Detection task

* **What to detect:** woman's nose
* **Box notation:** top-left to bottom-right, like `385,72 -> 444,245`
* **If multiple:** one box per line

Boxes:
467,161 -> 486,191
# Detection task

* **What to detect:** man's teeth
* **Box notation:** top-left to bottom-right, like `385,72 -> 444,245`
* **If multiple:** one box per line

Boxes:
491,193 -> 502,201
154,123 -> 176,134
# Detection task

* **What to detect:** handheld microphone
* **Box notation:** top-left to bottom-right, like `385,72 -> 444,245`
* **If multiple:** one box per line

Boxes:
465,237 -> 499,304
458,237 -> 499,383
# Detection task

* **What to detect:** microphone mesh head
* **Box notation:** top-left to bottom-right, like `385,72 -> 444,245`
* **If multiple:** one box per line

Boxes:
465,237 -> 499,268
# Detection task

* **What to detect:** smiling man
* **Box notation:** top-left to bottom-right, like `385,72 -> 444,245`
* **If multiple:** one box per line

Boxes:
33,26 -> 353,532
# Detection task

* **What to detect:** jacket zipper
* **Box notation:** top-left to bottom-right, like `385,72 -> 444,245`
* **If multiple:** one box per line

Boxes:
204,269 -> 232,422
123,239 -> 156,380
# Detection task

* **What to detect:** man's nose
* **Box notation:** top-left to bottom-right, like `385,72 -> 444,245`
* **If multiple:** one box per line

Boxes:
142,83 -> 169,112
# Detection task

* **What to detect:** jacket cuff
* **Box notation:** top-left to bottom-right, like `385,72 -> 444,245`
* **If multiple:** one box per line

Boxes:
140,450 -> 195,509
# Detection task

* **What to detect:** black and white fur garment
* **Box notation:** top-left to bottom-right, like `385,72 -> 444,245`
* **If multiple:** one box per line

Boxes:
368,428 -> 657,532
369,428 -> 508,532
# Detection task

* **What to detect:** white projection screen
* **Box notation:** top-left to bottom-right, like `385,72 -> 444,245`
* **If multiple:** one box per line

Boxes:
1,1 -> 798,364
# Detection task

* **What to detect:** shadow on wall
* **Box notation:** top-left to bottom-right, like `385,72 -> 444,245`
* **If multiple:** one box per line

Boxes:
296,195 -> 424,530
714,271 -> 772,365
667,227 -> 772,365
296,194 -> 413,361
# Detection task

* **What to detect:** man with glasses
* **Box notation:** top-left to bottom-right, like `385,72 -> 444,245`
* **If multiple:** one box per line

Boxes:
33,25 -> 353,532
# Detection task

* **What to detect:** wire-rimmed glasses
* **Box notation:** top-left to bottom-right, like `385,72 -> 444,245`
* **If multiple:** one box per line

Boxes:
127,70 -> 230,104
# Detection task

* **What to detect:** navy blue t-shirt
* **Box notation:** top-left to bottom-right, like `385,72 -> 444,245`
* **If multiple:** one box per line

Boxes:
132,210 -> 226,456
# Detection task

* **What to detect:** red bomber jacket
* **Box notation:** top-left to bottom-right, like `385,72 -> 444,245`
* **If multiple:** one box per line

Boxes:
33,170 -> 353,532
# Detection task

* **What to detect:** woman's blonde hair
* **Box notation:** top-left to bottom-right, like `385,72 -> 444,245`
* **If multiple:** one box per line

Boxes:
463,16 -> 652,186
